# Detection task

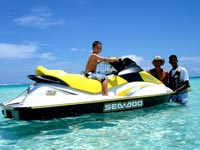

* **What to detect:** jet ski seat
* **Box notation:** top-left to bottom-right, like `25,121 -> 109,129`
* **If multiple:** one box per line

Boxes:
35,66 -> 127,94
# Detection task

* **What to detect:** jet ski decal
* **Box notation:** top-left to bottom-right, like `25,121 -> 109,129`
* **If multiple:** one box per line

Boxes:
116,84 -> 150,96
103,99 -> 143,112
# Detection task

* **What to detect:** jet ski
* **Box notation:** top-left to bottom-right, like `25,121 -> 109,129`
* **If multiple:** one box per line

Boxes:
0,57 -> 173,120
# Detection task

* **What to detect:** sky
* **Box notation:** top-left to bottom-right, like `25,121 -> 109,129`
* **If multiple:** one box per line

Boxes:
0,0 -> 200,84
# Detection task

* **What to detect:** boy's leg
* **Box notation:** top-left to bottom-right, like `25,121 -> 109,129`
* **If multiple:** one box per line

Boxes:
102,78 -> 108,96
87,73 -> 108,96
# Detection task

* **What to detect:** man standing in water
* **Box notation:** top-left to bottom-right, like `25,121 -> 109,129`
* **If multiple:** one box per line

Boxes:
168,54 -> 190,104
148,56 -> 169,86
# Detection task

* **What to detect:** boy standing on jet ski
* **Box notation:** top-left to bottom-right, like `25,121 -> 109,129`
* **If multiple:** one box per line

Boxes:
85,41 -> 119,96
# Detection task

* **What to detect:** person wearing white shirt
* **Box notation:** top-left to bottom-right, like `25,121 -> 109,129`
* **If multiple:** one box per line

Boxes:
168,55 -> 190,104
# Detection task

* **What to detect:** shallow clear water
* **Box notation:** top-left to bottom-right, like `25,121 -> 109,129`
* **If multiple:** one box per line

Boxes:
0,78 -> 200,150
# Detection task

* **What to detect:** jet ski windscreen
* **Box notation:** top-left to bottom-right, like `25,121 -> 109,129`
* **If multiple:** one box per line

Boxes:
110,58 -> 143,73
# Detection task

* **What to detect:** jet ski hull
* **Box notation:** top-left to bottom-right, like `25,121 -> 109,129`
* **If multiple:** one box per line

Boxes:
1,93 -> 171,120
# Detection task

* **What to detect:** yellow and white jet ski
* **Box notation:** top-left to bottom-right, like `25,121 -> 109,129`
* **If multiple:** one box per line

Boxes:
0,57 -> 173,120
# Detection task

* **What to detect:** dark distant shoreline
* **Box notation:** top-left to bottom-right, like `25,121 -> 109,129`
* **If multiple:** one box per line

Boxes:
190,76 -> 200,79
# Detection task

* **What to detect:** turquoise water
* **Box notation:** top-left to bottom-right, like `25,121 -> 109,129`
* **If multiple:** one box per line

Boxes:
0,78 -> 200,150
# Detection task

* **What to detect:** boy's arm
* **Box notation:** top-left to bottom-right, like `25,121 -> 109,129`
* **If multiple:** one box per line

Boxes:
94,54 -> 118,62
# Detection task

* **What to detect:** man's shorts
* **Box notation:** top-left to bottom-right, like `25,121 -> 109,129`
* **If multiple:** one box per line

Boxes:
171,92 -> 188,104
85,72 -> 106,82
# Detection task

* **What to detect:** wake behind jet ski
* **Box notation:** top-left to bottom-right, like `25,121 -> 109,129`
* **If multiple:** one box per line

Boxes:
0,57 -> 173,120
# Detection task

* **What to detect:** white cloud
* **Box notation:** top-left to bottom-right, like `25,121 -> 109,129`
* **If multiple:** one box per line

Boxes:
14,7 -> 64,28
69,48 -> 90,53
39,53 -> 56,61
70,48 -> 79,52
191,67 -> 200,72
0,43 -> 55,60
179,56 -> 200,64
0,43 -> 38,59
